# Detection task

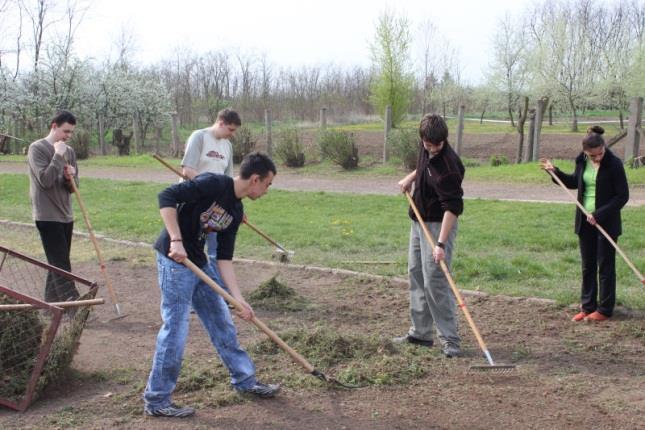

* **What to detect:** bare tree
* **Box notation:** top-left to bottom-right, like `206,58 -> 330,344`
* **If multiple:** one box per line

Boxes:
488,12 -> 528,127
528,0 -> 604,132
21,0 -> 53,71
416,19 -> 437,115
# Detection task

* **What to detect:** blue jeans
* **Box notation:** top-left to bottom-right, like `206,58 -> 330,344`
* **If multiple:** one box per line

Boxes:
206,231 -> 218,269
143,252 -> 256,409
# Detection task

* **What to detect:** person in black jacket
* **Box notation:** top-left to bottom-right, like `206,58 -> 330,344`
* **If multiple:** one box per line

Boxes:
396,114 -> 465,357
540,126 -> 629,322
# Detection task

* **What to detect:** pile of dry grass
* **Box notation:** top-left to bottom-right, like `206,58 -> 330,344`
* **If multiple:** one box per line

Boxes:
249,275 -> 309,311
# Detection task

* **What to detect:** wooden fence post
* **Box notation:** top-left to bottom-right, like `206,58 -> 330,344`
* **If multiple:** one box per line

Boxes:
320,107 -> 327,130
132,116 -> 139,155
533,99 -> 545,162
98,114 -> 106,155
170,112 -> 180,157
265,108 -> 273,157
383,105 -> 392,162
456,105 -> 465,156
524,109 -> 536,163
625,97 -> 643,166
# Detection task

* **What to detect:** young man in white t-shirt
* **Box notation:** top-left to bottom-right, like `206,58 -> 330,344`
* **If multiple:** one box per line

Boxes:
180,109 -> 241,266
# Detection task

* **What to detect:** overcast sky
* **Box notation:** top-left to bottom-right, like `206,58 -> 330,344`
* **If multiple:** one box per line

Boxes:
8,0 -> 535,84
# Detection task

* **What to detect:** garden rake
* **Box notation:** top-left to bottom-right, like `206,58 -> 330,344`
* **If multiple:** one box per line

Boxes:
405,192 -> 516,374
68,173 -> 127,320
182,258 -> 359,388
545,169 -> 645,286
152,154 -> 295,262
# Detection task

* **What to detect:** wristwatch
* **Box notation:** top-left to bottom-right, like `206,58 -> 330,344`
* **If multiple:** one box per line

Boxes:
436,241 -> 445,249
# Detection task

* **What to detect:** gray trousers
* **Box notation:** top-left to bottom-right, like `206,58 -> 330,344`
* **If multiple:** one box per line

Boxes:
407,220 -> 460,346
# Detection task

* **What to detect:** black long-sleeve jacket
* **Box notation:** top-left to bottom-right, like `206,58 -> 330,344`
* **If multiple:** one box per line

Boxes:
553,148 -> 629,237
409,142 -> 465,222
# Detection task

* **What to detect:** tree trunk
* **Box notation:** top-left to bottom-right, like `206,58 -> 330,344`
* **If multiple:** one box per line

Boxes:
516,96 -> 529,163
569,97 -> 578,132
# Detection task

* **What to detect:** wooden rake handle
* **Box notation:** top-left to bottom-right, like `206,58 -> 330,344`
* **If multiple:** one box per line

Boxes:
0,298 -> 105,311
404,192 -> 494,363
152,153 -> 188,180
182,258 -> 315,373
68,176 -> 123,315
241,219 -> 289,253
545,169 -> 645,285
152,154 -> 290,254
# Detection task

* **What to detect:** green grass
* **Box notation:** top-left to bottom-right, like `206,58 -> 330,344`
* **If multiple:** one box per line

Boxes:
5,153 -> 643,185
1,173 -> 644,308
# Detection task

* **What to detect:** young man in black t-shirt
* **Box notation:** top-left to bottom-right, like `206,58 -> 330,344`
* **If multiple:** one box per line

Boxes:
143,152 -> 280,418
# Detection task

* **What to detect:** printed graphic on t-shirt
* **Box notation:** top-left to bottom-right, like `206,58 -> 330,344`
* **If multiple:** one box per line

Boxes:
206,150 -> 225,160
200,201 -> 233,232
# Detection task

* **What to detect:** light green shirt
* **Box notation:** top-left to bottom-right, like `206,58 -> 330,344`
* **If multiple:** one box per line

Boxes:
582,158 -> 597,213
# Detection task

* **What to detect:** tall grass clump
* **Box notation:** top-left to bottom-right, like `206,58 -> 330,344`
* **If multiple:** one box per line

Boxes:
274,128 -> 305,167
231,126 -> 257,163
387,128 -> 418,170
318,129 -> 358,169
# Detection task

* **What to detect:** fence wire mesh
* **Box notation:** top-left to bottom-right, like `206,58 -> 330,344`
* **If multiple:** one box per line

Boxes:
0,245 -> 97,412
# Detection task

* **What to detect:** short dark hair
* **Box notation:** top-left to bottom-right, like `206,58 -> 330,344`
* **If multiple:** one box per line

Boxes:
51,110 -> 76,127
419,114 -> 448,145
239,151 -> 276,180
582,125 -> 605,150
217,108 -> 242,126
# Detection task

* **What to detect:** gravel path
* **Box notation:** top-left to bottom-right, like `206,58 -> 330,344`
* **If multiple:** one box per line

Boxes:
2,161 -> 643,206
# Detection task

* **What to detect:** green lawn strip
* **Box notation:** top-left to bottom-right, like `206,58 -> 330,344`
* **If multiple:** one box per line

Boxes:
4,154 -> 644,186
2,174 -> 643,308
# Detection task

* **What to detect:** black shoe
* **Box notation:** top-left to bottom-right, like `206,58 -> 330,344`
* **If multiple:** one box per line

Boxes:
144,403 -> 195,418
238,382 -> 281,398
442,343 -> 461,358
393,334 -> 434,348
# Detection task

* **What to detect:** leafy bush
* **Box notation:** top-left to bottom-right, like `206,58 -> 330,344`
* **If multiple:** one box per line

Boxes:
461,157 -> 481,167
274,128 -> 305,167
231,126 -> 256,163
387,128 -> 418,170
318,129 -> 359,169
70,129 -> 90,160
490,154 -> 509,166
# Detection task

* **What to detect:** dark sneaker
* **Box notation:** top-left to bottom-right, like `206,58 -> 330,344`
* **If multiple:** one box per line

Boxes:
393,334 -> 434,348
442,343 -> 461,358
144,403 -> 195,418
238,382 -> 281,398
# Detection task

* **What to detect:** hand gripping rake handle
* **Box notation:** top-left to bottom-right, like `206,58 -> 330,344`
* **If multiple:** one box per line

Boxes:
68,176 -> 124,317
405,192 -> 508,369
546,169 -> 645,286
152,154 -> 293,257
182,258 -> 357,388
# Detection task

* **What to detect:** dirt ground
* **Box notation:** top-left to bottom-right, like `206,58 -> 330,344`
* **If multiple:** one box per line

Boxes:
1,253 -> 643,429
1,131 -> 643,428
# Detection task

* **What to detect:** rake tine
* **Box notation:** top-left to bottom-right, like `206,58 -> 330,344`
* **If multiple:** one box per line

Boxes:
468,364 -> 516,374
311,369 -> 364,389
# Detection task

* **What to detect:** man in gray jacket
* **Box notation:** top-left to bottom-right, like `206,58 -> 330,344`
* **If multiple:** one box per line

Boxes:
27,110 -> 80,302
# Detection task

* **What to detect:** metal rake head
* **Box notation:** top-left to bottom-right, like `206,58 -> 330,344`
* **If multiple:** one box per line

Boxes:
468,364 -> 517,374
272,248 -> 294,264
311,369 -> 364,389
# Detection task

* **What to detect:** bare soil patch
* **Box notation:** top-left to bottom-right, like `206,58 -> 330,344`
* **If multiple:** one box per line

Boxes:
1,252 -> 643,429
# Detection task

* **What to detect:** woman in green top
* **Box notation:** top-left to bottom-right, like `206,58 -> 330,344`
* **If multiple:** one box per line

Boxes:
540,126 -> 629,322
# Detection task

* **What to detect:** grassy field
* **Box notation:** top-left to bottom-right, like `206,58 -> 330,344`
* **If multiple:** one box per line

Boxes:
3,154 -> 644,185
1,173 -> 643,309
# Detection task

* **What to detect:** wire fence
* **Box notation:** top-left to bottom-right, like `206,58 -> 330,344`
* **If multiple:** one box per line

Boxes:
0,245 -> 98,412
